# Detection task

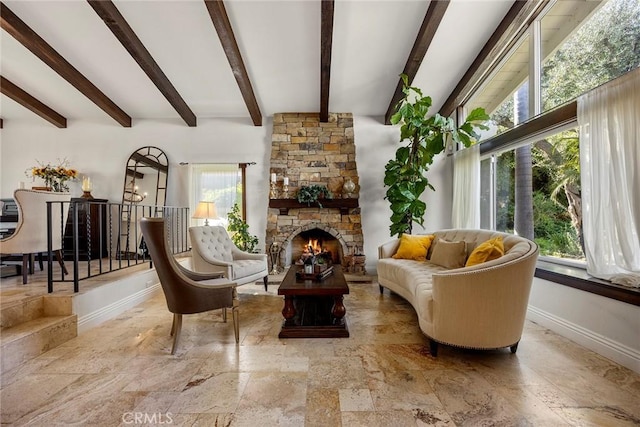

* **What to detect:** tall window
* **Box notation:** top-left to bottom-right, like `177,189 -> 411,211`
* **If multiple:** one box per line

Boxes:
467,0 -> 640,264
465,36 -> 530,137
541,0 -> 640,112
190,164 -> 243,227
480,128 -> 584,260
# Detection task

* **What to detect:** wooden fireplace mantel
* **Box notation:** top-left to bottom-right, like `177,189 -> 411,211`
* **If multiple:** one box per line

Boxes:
269,198 -> 359,215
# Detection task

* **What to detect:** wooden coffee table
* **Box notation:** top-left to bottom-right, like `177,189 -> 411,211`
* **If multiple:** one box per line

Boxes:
277,265 -> 349,338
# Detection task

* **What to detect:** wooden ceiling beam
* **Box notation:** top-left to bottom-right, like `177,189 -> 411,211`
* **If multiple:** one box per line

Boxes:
204,0 -> 262,126
320,0 -> 334,123
0,76 -> 67,128
439,0 -> 546,117
0,1 -> 131,127
384,0 -> 450,125
88,0 -> 197,127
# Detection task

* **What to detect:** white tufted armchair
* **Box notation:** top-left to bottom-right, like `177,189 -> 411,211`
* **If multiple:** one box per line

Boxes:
189,226 -> 268,291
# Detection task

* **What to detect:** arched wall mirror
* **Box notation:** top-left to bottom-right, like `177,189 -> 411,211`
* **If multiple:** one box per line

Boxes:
118,146 -> 169,258
122,146 -> 169,208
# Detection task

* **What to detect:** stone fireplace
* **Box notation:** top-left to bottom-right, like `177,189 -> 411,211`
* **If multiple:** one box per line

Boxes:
266,112 -> 365,273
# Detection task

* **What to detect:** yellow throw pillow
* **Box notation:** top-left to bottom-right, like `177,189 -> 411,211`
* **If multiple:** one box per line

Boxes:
465,236 -> 504,267
392,234 -> 435,261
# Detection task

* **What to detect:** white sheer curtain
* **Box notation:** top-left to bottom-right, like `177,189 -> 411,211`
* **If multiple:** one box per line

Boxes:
578,67 -> 640,288
452,144 -> 480,229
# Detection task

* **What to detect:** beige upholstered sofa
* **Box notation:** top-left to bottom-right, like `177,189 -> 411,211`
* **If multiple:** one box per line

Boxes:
377,229 -> 538,356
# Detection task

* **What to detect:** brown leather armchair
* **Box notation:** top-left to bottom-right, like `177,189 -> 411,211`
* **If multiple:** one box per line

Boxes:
140,217 -> 239,354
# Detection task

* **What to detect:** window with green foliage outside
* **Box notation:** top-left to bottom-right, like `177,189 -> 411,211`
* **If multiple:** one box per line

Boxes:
469,0 -> 640,263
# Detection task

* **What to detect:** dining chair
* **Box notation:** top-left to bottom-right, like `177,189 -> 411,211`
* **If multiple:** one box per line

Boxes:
0,189 -> 70,284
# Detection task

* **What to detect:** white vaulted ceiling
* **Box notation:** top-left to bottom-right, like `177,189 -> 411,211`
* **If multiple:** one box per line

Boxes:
0,0 -> 515,127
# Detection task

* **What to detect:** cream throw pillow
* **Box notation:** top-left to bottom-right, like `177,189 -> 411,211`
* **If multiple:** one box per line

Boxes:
429,239 -> 467,268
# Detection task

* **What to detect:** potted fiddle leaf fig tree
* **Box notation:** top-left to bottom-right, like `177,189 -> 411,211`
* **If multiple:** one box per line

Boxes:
384,74 -> 489,237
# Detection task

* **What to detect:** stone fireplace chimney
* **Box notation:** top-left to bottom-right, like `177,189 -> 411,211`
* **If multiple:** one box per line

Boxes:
266,112 -> 365,273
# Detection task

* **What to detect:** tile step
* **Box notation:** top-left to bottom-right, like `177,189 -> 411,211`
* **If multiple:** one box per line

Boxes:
1,314 -> 77,375
1,295 -> 72,329
1,296 -> 44,329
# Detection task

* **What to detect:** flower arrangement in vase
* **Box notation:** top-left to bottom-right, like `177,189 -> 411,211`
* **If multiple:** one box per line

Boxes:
26,159 -> 78,192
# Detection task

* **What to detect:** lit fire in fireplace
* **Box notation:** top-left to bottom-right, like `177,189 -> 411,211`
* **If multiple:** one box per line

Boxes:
292,231 -> 340,265
307,239 -> 322,255
297,238 -> 333,265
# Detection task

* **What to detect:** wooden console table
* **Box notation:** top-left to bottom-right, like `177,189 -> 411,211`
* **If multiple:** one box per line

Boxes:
63,198 -> 109,260
277,265 -> 350,338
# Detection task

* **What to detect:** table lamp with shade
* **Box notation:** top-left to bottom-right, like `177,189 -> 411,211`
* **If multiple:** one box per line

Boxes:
193,201 -> 218,226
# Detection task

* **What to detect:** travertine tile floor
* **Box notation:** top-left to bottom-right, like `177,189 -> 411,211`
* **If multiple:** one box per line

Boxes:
2,279 -> 639,426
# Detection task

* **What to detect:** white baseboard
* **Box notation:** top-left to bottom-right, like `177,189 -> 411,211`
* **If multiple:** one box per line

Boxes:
77,283 -> 161,334
527,305 -> 640,374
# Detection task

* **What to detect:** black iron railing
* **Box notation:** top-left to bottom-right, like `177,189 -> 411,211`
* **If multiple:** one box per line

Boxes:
47,200 -> 190,293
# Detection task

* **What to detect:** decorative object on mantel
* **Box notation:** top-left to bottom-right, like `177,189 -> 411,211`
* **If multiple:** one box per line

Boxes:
282,176 -> 289,198
81,176 -> 94,199
270,172 -> 278,199
296,185 -> 333,207
26,158 -> 77,192
342,177 -> 356,198
192,201 -> 217,226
